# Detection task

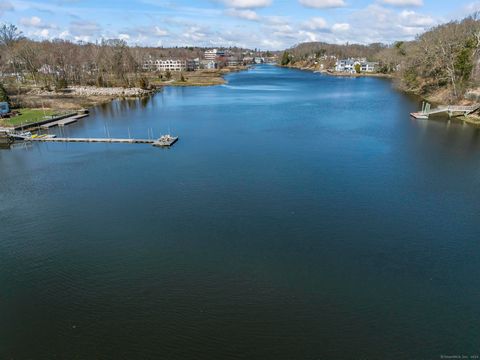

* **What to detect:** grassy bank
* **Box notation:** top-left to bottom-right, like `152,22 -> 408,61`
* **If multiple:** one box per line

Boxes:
149,67 -> 248,87
0,108 -> 58,127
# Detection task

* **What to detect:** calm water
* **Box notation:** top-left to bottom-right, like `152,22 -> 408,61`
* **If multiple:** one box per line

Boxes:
1,66 -> 480,359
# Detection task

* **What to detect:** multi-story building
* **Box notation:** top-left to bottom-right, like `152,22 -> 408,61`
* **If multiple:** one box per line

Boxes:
204,49 -> 218,61
204,49 -> 229,61
143,59 -> 186,72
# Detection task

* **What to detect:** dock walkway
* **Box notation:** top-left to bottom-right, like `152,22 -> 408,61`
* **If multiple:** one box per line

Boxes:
411,103 -> 480,119
28,135 -> 178,147
41,114 -> 89,129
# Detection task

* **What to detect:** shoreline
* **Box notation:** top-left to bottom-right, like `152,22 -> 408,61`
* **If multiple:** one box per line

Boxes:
281,64 -> 394,79
279,64 -> 480,124
1,66 -> 248,128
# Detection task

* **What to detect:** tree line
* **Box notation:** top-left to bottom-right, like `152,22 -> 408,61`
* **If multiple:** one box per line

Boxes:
0,24 -> 250,95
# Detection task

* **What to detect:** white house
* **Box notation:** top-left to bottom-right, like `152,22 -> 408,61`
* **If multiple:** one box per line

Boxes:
335,59 -> 357,73
200,60 -> 217,70
361,62 -> 379,72
335,58 -> 378,73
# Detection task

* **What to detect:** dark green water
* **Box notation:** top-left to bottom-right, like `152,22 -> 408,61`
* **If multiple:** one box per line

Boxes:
1,66 -> 479,359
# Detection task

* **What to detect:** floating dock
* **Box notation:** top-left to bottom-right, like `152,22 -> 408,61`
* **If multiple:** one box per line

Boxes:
41,114 -> 89,129
27,135 -> 179,148
411,102 -> 480,119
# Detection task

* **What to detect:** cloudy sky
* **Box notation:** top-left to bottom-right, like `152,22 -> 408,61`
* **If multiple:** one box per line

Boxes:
0,0 -> 478,49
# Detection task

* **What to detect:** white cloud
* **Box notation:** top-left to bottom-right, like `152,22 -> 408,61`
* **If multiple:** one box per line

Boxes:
20,16 -> 42,27
331,23 -> 350,32
298,0 -> 346,9
20,16 -> 57,30
154,26 -> 168,36
220,0 -> 272,8
379,0 -> 423,7
225,8 -> 260,20
399,10 -> 434,27
303,17 -> 329,30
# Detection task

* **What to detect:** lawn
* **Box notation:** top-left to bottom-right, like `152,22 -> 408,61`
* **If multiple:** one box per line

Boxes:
0,108 -> 57,127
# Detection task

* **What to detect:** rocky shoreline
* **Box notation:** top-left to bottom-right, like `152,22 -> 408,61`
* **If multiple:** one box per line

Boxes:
26,85 -> 155,100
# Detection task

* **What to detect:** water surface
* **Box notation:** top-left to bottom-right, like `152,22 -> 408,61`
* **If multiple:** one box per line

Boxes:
1,66 -> 479,359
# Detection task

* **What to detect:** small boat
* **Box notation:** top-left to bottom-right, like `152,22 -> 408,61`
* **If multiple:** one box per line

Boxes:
10,131 -> 32,140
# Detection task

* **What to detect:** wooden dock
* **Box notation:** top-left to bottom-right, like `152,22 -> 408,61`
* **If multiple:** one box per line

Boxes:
28,135 -> 179,147
29,137 -> 154,144
411,102 -> 480,119
41,114 -> 89,129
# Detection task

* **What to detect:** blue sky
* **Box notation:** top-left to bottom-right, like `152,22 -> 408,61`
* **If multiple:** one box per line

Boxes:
0,0 -> 478,49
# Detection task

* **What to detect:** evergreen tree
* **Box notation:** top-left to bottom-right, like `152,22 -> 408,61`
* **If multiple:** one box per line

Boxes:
280,51 -> 290,66
0,82 -> 10,106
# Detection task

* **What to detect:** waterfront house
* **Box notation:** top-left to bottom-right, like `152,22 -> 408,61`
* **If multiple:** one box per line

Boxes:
335,59 -> 357,73
335,58 -> 378,73
187,58 -> 200,71
227,57 -> 241,67
243,56 -> 254,65
361,62 -> 379,72
200,60 -> 217,70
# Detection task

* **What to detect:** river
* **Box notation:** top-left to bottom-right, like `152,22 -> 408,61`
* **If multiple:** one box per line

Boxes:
1,65 -> 479,359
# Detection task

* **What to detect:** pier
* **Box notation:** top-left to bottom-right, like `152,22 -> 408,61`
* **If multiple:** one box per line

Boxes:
411,102 -> 480,119
40,114 -> 89,129
27,135 -> 178,147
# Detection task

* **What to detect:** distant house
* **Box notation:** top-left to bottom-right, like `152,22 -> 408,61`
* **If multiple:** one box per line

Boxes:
187,58 -> 200,71
243,56 -> 254,65
335,59 -> 357,73
361,62 -> 379,73
0,102 -> 9,116
200,60 -> 217,70
227,57 -> 241,67
204,49 -> 227,61
335,58 -> 378,73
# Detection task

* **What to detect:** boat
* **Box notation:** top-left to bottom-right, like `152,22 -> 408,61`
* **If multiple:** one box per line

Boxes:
10,131 -> 32,140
